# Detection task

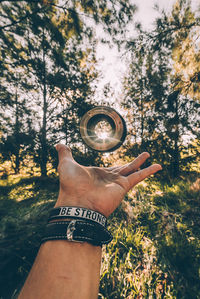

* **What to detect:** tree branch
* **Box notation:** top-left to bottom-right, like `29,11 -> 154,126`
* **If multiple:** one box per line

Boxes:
147,22 -> 199,41
0,5 -> 46,30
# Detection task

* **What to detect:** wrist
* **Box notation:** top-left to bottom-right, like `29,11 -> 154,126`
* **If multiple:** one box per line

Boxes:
41,238 -> 102,252
43,206 -> 112,246
55,190 -> 97,212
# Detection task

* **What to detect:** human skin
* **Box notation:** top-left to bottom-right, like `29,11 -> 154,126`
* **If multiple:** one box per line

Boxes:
18,144 -> 162,299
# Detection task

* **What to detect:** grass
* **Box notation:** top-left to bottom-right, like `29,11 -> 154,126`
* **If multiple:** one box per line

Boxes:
0,174 -> 200,298
99,177 -> 200,298
0,175 -> 58,299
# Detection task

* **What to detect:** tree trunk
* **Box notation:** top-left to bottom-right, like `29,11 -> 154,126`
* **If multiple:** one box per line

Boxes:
171,91 -> 180,178
40,29 -> 48,177
14,90 -> 20,174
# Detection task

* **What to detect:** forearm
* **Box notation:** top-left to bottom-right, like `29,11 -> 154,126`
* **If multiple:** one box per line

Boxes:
18,240 -> 102,299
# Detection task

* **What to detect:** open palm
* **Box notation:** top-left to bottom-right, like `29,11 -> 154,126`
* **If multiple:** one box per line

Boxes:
55,144 -> 162,217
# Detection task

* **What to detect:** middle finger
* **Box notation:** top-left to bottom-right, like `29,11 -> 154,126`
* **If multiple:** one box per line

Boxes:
118,152 -> 150,176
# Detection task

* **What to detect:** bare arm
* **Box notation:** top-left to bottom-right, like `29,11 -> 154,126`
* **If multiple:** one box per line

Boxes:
18,144 -> 162,299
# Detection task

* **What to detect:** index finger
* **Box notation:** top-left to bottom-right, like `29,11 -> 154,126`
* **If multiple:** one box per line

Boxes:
55,144 -> 73,163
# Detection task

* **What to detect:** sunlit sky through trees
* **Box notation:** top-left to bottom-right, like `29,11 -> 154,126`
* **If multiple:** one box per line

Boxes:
96,0 -> 199,104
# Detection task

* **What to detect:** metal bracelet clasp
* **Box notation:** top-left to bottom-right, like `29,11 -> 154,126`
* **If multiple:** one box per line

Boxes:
66,220 -> 76,241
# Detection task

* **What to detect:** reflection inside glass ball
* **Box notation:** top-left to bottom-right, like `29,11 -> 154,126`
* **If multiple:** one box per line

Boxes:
94,120 -> 113,140
80,106 -> 127,152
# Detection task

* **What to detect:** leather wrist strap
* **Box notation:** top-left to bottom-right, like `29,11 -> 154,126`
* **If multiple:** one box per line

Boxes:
48,206 -> 107,228
41,220 -> 112,246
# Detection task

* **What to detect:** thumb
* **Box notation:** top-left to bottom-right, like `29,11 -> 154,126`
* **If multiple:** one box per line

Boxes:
55,144 -> 73,163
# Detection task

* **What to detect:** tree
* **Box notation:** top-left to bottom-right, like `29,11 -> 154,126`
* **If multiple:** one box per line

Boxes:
123,0 -> 200,178
147,0 -> 200,100
0,68 -> 36,174
0,1 -> 97,175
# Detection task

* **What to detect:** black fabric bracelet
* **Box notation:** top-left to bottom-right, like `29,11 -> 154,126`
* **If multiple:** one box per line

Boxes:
41,220 -> 112,246
48,206 -> 107,228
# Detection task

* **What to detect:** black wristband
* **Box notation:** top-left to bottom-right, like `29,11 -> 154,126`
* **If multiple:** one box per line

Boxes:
41,220 -> 112,246
48,207 -> 107,228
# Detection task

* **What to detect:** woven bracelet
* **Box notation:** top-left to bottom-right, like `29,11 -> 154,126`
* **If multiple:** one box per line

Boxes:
48,206 -> 107,228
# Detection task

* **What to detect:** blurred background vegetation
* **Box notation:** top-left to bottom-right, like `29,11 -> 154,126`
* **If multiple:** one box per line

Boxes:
0,0 -> 199,298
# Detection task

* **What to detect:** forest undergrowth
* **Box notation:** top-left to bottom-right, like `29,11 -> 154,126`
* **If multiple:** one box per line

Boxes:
0,173 -> 200,299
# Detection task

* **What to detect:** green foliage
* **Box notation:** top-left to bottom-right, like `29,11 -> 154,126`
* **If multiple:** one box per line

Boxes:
99,176 -> 200,298
0,174 -> 200,298
0,0 -> 98,176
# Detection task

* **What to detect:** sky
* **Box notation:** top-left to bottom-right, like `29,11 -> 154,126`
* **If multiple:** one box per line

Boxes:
132,0 -> 175,28
96,0 -> 199,103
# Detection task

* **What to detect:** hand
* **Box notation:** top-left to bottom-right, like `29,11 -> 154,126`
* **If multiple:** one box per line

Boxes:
55,144 -> 162,217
